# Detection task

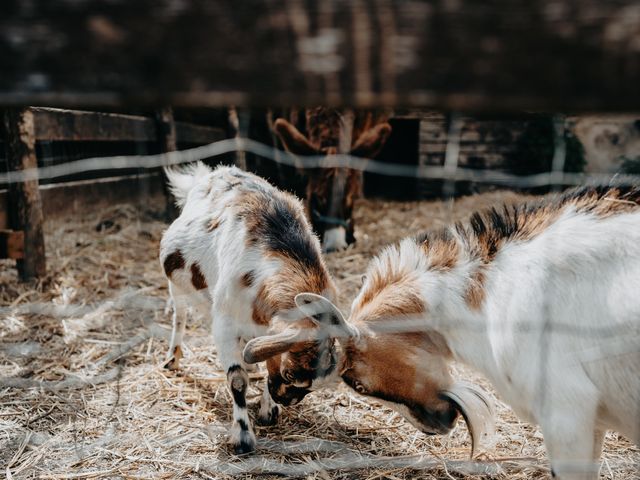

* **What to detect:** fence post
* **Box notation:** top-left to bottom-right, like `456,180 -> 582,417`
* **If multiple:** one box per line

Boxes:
155,107 -> 180,220
2,107 -> 46,280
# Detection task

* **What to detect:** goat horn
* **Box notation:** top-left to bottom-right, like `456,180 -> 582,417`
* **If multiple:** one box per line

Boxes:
440,381 -> 495,459
294,293 -> 358,339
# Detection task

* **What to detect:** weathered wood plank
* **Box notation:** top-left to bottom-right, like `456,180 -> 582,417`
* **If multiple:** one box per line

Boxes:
25,107 -> 225,144
155,107 -> 179,220
174,121 -> 225,145
1,1 -> 639,111
0,230 -> 24,259
2,108 -> 46,280
32,107 -> 156,142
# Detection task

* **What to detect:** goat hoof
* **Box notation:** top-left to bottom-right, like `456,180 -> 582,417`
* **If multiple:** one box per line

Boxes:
163,346 -> 183,370
163,357 -> 179,370
256,405 -> 280,426
229,426 -> 256,454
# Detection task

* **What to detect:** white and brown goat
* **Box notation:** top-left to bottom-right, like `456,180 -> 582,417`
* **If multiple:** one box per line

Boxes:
160,162 -> 339,453
247,186 -> 640,478
274,107 -> 391,252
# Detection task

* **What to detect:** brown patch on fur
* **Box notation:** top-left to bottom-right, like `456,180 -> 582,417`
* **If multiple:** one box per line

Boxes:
251,262 -> 334,326
190,263 -> 207,290
567,186 -> 640,217
163,250 -> 185,278
206,216 -> 221,232
354,259 -> 426,328
465,268 -> 486,310
460,186 -> 640,265
240,271 -> 255,288
341,331 -> 453,415
163,345 -> 183,370
418,229 -> 459,271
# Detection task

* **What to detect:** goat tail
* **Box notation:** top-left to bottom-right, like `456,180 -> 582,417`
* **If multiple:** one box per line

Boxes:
163,161 -> 212,210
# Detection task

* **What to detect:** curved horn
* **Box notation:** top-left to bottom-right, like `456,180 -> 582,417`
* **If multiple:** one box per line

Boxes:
242,328 -> 303,364
440,381 -> 495,459
294,293 -> 358,339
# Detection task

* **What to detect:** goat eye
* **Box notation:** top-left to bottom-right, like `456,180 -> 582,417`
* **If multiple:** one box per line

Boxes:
360,275 -> 367,286
354,382 -> 367,394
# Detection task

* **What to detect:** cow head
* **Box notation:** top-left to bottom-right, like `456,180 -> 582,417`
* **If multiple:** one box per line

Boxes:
274,108 -> 392,252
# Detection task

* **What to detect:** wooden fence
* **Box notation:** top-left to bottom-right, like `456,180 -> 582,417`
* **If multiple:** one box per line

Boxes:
0,107 -> 225,280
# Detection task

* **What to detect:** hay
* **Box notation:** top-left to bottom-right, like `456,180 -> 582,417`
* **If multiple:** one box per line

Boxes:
1,193 -> 638,479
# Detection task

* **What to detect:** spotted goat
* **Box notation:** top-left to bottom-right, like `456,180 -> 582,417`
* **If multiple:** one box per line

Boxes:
274,107 -> 391,252
247,186 -> 640,478
160,162 -> 340,453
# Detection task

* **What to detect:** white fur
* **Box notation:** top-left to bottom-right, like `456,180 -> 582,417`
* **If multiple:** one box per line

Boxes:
353,206 -> 640,479
160,162 -> 327,452
323,227 -> 348,252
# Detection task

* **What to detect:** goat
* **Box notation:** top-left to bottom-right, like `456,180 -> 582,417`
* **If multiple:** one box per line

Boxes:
247,186 -> 640,478
274,107 -> 391,252
160,162 -> 339,453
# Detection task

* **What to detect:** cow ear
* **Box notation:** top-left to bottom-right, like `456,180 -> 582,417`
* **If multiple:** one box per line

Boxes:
294,293 -> 358,340
273,118 -> 319,156
350,123 -> 392,159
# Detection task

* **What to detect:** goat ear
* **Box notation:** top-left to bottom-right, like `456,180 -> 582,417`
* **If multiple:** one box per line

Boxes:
350,122 -> 392,159
242,329 -> 302,364
273,118 -> 318,156
294,293 -> 358,338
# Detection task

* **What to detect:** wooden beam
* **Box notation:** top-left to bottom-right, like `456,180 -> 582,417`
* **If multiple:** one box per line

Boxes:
32,107 -> 156,142
25,107 -> 225,144
2,108 -> 46,280
174,121 -> 225,145
155,107 -> 179,220
0,230 -> 24,259
0,1 -> 640,111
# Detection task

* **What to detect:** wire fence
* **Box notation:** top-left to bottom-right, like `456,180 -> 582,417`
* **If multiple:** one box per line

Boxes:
1,123 -> 639,478
2,136 -> 640,188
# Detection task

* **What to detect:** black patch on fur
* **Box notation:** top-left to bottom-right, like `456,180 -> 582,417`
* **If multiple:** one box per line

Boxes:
267,375 -> 310,406
234,438 -> 254,454
559,184 -> 640,209
163,250 -> 185,277
257,405 -> 280,426
227,365 -> 247,408
253,197 -> 322,270
418,185 -> 640,266
237,419 -> 249,431
240,270 -> 255,288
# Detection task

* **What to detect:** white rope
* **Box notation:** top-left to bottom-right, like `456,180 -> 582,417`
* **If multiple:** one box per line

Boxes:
1,137 -> 639,188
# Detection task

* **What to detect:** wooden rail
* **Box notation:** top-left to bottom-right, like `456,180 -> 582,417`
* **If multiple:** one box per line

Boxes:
28,108 -> 224,144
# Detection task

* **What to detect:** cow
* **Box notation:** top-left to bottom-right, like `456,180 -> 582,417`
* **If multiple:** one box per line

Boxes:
273,107 -> 392,252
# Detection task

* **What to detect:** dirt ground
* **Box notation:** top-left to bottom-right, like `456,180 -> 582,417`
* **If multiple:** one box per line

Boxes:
1,191 -> 638,479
